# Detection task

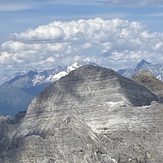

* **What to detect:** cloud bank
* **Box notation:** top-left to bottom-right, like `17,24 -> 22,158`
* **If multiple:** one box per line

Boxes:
1,18 -> 163,74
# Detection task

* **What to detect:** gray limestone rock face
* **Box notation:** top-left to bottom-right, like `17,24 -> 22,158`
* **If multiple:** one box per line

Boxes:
2,115 -> 115,163
0,116 -> 16,157
0,65 -> 162,163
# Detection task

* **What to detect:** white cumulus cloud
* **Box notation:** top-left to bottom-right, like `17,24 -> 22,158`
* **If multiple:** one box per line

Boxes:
1,18 -> 163,75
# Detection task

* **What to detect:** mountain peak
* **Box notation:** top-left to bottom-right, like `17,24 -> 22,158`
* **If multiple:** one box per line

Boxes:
136,59 -> 151,70
10,65 -> 159,139
1,65 -> 162,163
132,70 -> 163,97
27,69 -> 38,78
64,65 -> 119,82
27,65 -> 158,118
117,59 -> 158,79
67,60 -> 87,73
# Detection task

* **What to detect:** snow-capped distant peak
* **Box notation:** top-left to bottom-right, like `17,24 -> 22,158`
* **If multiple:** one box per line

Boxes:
67,60 -> 86,73
2,60 -> 91,89
118,59 -> 163,81
31,61 -> 88,86
47,71 -> 68,82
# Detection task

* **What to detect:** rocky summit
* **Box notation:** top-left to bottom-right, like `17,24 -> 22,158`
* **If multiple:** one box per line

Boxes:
0,65 -> 163,163
132,70 -> 163,98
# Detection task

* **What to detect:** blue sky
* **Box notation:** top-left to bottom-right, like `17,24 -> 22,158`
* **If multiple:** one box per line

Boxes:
0,0 -> 163,75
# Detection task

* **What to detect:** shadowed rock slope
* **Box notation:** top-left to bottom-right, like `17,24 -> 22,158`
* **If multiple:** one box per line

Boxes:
132,70 -> 163,98
0,65 -> 162,163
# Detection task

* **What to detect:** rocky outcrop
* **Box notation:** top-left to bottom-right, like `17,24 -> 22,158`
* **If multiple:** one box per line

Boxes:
132,70 -> 163,98
0,65 -> 162,163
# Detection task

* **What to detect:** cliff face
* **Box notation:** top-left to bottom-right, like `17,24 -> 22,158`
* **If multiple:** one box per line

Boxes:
0,65 -> 162,163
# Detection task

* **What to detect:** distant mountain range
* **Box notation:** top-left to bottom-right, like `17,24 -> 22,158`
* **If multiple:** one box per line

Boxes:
6,61 -> 88,96
118,59 -> 163,81
0,74 -> 11,86
1,59 -> 163,117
